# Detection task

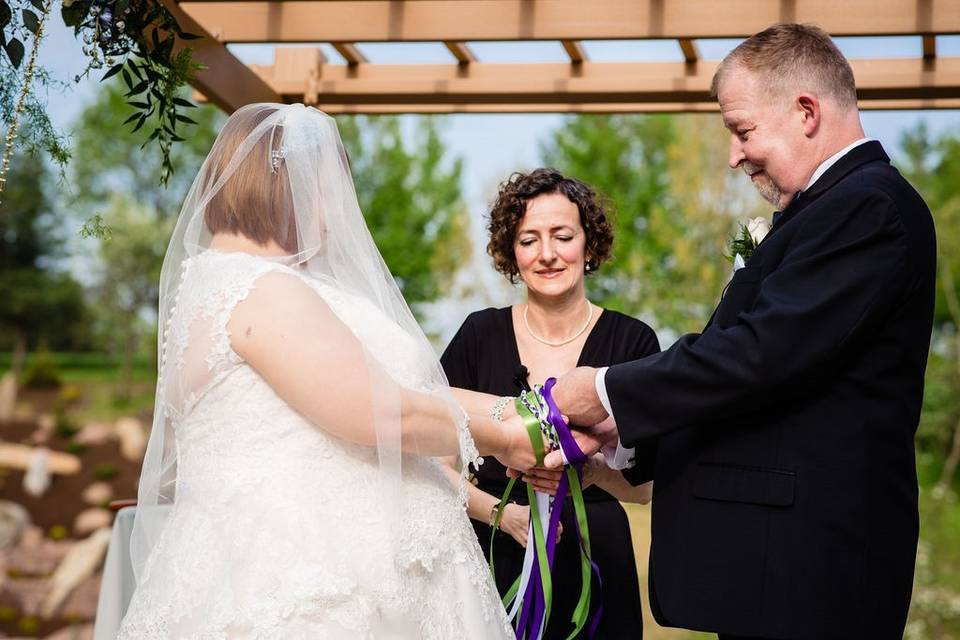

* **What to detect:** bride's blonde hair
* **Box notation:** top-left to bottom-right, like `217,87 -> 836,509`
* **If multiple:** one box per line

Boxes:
203,109 -> 299,252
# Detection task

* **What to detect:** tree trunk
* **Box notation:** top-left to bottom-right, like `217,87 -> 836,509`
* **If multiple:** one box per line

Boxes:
115,329 -> 137,405
936,261 -> 960,491
11,329 -> 27,378
0,330 -> 26,422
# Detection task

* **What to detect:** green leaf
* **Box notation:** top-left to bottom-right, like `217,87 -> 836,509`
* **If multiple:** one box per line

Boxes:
121,112 -> 140,125
120,67 -> 132,89
0,2 -> 12,30
28,0 -> 43,11
127,101 -> 151,109
175,114 -> 197,125
124,80 -> 148,97
60,3 -> 85,28
103,63 -> 125,82
128,59 -> 144,82
21,9 -> 39,35
172,97 -> 196,108
4,37 -> 23,68
130,115 -> 147,133
140,127 -> 162,149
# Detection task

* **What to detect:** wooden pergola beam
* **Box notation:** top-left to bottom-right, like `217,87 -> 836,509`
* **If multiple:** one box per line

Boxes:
178,0 -> 960,43
923,34 -> 937,60
445,41 -> 476,65
561,40 -> 586,64
159,0 -> 279,111
678,38 -> 699,64
332,43 -> 367,65
262,98 -> 960,115
245,57 -> 960,106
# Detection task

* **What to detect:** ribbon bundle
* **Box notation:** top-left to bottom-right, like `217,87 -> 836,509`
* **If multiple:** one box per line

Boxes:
490,378 -> 602,639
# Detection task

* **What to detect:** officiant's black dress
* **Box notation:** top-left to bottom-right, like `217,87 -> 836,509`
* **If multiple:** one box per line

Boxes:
441,306 -> 660,639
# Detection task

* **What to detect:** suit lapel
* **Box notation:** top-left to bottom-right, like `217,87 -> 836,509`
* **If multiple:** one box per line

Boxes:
704,142 -> 891,331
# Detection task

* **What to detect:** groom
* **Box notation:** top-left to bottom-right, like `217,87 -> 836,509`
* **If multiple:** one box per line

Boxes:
549,24 -> 936,639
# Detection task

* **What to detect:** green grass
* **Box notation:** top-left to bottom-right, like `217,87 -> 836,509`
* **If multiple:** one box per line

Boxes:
0,352 -> 156,384
1,352 -> 157,422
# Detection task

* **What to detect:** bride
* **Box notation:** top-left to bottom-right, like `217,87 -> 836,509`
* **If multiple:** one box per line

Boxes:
117,103 -> 531,638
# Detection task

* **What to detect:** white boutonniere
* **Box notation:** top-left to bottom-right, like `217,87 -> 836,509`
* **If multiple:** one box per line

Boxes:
726,217 -> 771,271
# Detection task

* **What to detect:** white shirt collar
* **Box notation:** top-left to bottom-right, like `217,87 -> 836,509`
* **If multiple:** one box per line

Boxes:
802,138 -> 872,192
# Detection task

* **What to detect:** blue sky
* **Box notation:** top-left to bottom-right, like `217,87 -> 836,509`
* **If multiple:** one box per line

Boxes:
37,25 -> 960,217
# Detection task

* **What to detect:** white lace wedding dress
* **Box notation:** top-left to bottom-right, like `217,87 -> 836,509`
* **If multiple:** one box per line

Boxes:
117,252 -> 513,639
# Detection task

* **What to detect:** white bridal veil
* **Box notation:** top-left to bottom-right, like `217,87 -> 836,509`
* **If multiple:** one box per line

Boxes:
129,103 -> 467,583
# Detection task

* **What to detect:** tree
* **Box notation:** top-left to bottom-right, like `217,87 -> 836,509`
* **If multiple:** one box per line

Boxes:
336,115 -> 470,309
68,80 -> 223,221
88,197 -> 172,401
68,81 -> 221,399
0,146 -> 88,377
541,113 -> 767,337
899,123 -> 960,491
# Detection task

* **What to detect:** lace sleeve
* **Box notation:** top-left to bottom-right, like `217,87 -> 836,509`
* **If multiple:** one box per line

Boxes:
453,403 -> 482,508
162,254 -> 295,417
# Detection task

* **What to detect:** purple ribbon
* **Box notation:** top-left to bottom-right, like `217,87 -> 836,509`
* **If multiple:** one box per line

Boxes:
542,378 -> 588,466
523,378 -> 601,638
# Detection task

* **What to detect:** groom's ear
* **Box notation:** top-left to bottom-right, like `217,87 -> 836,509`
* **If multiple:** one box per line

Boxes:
797,93 -> 821,137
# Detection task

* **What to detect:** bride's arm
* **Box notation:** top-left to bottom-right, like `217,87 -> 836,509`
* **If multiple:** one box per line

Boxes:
228,272 -> 533,467
448,387 -> 517,421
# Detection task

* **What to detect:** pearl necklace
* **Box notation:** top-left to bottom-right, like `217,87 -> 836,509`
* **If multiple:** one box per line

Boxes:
523,302 -> 593,347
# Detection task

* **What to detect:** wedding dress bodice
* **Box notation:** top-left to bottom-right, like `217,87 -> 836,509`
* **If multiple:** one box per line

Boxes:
118,252 -> 511,639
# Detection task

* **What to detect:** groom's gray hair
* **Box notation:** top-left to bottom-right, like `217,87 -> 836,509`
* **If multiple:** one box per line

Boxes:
711,23 -> 858,110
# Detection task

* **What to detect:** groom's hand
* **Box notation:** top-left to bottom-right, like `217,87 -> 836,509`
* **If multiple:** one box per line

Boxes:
551,367 -> 609,427
542,428 -> 604,469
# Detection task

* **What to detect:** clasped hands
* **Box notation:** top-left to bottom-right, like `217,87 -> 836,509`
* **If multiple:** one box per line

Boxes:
493,366 -> 620,492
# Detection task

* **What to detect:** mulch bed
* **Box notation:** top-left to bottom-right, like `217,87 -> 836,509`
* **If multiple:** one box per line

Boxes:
0,403 -> 146,637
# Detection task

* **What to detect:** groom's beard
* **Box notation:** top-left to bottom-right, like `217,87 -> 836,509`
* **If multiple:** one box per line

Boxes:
742,161 -> 783,207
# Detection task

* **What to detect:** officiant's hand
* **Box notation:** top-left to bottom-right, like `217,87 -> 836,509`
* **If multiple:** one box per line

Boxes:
551,367 -> 609,427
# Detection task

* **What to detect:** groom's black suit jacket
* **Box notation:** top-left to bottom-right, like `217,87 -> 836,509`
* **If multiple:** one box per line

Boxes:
613,142 -> 936,639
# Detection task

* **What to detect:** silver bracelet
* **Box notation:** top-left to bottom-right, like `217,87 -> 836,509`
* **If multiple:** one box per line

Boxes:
489,396 -> 512,422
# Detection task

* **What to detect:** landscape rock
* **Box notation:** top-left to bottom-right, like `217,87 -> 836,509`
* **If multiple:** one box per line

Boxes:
44,622 -> 95,640
40,527 -> 111,618
7,531 -> 73,576
75,422 -> 112,446
73,509 -> 111,537
23,448 -> 52,497
0,501 -> 30,551
0,372 -> 16,421
0,443 -> 81,474
31,413 -> 56,444
81,482 -> 113,506
115,417 -> 147,462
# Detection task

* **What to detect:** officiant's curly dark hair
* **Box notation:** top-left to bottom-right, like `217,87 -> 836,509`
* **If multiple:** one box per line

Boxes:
487,168 -> 613,284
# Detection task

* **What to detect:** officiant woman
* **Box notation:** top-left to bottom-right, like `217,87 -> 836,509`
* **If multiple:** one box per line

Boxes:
441,168 -> 657,639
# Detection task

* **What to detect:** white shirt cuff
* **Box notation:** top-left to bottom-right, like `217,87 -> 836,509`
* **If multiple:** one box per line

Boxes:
594,367 -> 613,417
594,367 -> 634,470
603,442 -> 636,470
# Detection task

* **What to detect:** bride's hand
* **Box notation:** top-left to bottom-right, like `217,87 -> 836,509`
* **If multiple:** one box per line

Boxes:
495,413 -> 539,472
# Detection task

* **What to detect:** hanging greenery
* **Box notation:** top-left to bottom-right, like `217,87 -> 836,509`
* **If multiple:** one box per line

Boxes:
0,0 -> 201,198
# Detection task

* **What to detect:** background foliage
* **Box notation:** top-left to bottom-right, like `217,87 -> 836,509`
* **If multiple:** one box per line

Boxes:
0,103 -> 957,637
